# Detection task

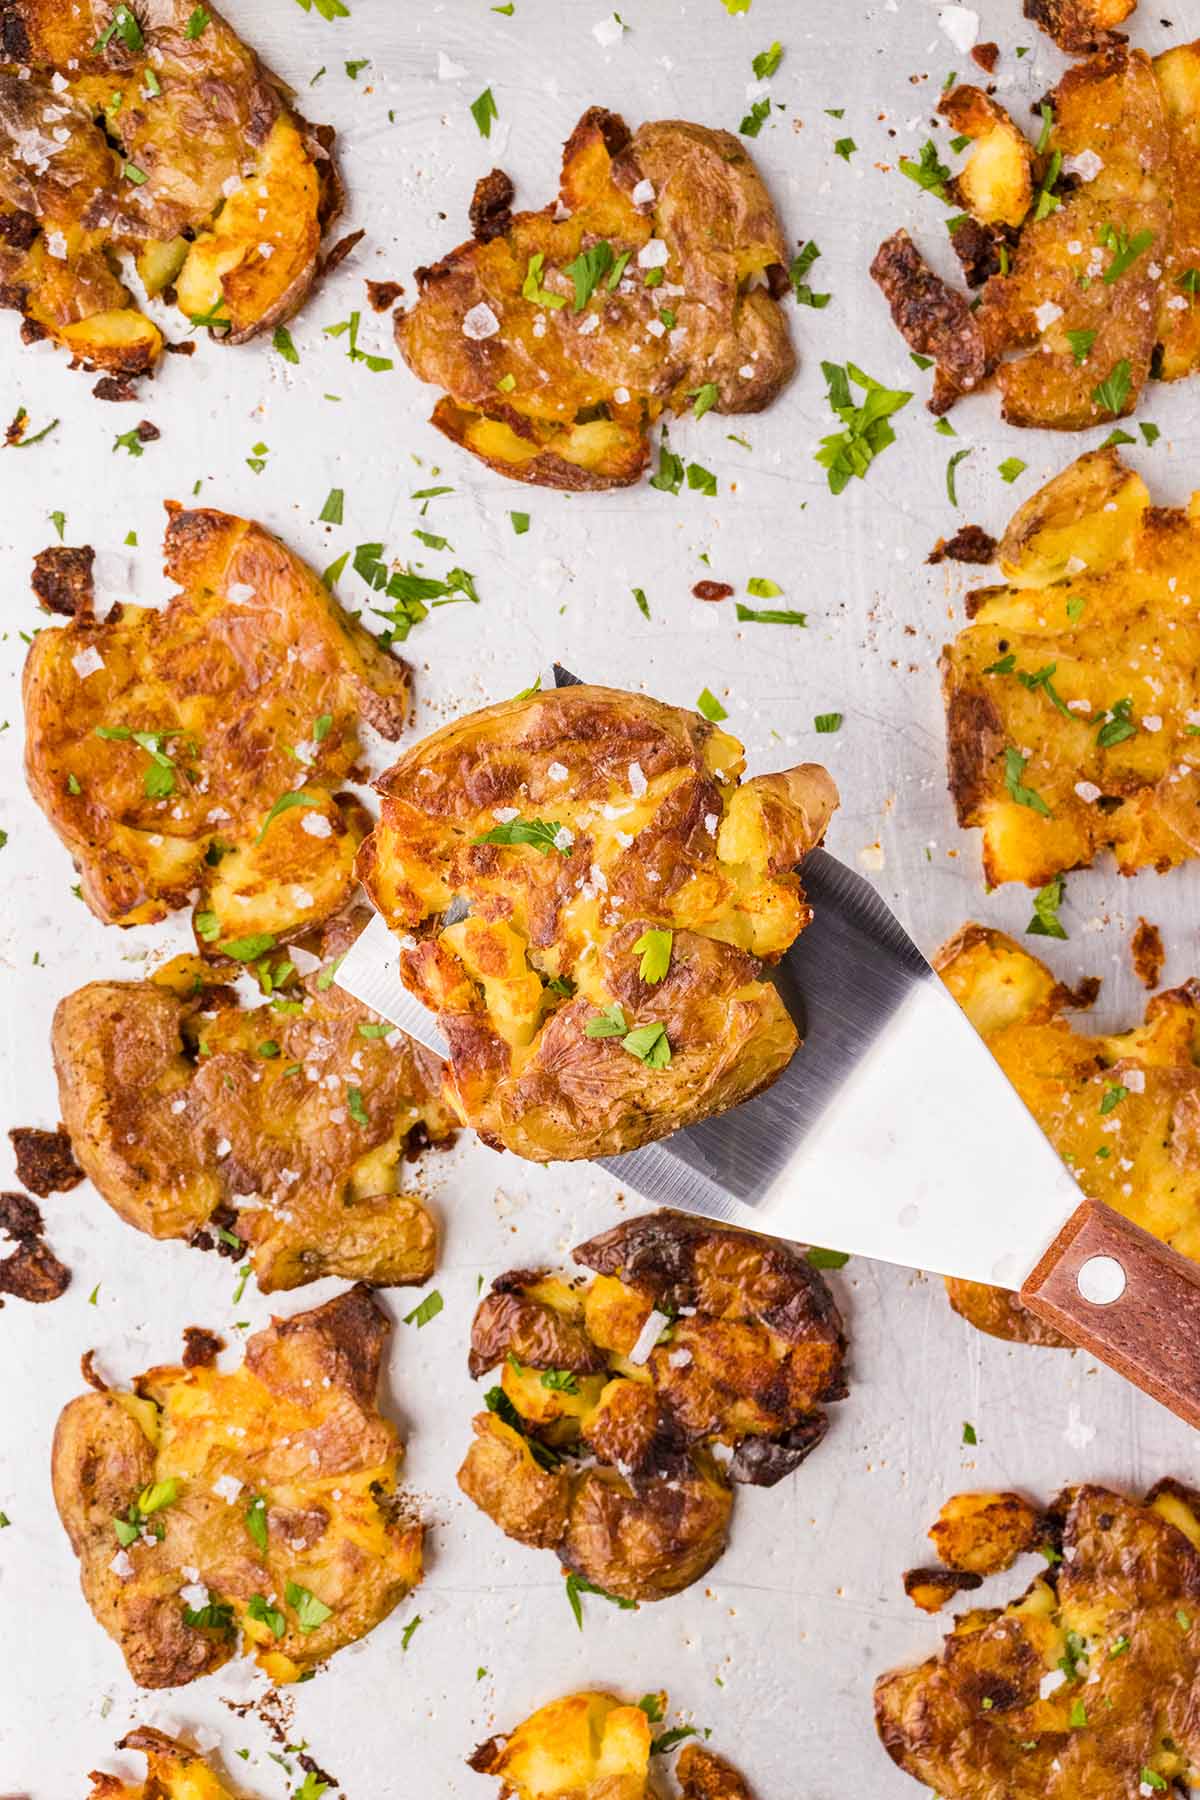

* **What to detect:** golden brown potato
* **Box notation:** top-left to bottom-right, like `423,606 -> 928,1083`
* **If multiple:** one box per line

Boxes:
936,922 -> 1200,1343
24,505 -> 410,939
87,1728 -> 241,1800
929,1492 -> 1047,1575
0,0 -> 341,388
357,683 -> 835,1162
457,1211 -> 847,1603
51,932 -> 455,1293
876,1482 -> 1200,1799
874,48 -> 1189,428
397,107 -> 795,489
1025,0 -> 1136,52
940,448 -> 1200,888
468,1689 -> 756,1799
52,1285 -> 423,1688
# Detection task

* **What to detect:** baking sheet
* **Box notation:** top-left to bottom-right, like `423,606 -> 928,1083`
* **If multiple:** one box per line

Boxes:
3,0 -> 1200,1792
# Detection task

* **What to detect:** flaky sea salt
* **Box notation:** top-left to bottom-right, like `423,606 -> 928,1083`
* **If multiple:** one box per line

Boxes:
463,302 -> 500,340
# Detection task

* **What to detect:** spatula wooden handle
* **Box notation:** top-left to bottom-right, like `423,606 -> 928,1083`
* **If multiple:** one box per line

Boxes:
1021,1199 -> 1200,1430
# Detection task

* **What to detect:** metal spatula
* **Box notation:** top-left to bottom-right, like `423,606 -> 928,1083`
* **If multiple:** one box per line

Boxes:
337,672 -> 1200,1431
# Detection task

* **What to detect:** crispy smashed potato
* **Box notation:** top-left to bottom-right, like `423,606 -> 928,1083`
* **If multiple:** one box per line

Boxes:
88,1728 -> 240,1800
0,0 -> 340,388
458,1211 -> 847,1603
873,45 -> 1200,428
936,922 -> 1200,1344
468,1690 -> 754,1799
397,107 -> 795,489
929,1491 -> 1047,1575
51,936 -> 455,1293
877,1480 -> 1200,1798
52,1284 -> 422,1687
24,504 -> 409,940
941,448 -> 1200,888
1025,0 -> 1136,53
357,683 -> 835,1161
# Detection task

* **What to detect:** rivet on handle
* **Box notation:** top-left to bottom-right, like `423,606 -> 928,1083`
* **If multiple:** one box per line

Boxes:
1076,1254 -> 1127,1306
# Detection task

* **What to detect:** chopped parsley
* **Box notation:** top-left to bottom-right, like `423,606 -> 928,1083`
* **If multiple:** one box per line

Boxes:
1096,697 -> 1137,748
1003,747 -> 1051,817
1092,359 -> 1133,416
286,1581 -> 332,1633
564,1572 -> 637,1628
471,817 -> 570,854
346,1086 -> 369,1127
633,928 -> 673,984
899,140 -> 951,201
1140,421 -> 1160,445
751,41 -> 783,78
244,1495 -> 269,1553
521,252 -> 566,310
696,687 -> 728,722
961,1422 -> 977,1446
1099,1083 -> 1128,1116
273,326 -> 300,363
1099,223 -> 1155,284
788,239 -> 830,309
247,1594 -> 286,1638
1033,150 -> 1062,221
344,57 -> 370,77
325,310 -> 392,372
565,239 -> 615,309
255,789 -> 321,844
540,1369 -> 580,1392
650,434 -> 684,493
184,1599 -> 234,1632
403,1290 -> 444,1328
113,427 -> 151,457
319,487 -> 344,524
632,586 -> 650,618
510,511 -> 530,535
740,97 -> 771,138
49,510 -> 66,539
833,137 -> 857,161
806,1246 -> 850,1268
747,576 -> 782,598
686,462 -> 717,496
1035,102 -> 1054,155
1027,874 -> 1068,940
585,1003 -> 629,1040
1066,329 -> 1096,367
470,87 -> 498,138
94,5 -> 143,52
814,712 -> 843,734
817,361 -> 912,494
401,1614 -> 422,1651
650,1727 -> 702,1756
185,6 -> 211,36
946,448 -> 971,506
737,603 -> 806,625
998,457 -> 1027,483
690,382 -> 719,420
622,1022 -> 671,1067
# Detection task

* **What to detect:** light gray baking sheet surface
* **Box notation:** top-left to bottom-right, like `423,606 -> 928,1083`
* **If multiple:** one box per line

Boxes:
3,0 -> 1199,1793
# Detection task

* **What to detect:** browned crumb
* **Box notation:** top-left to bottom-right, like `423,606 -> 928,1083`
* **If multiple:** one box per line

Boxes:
1131,917 -> 1165,990
366,279 -> 405,312
0,1192 -> 70,1303
320,227 -> 365,281
92,375 -> 139,402
927,525 -> 998,566
9,1126 -> 83,1196
903,1565 -> 985,1613
32,547 -> 96,619
135,420 -> 161,445
693,581 -> 734,602
971,41 -> 1000,71
181,1326 -> 224,1368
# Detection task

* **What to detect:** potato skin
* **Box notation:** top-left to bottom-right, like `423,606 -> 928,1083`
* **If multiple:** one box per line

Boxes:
0,0 -> 340,385
457,1211 -> 846,1602
24,505 -> 409,938
876,1482 -> 1200,1799
51,951 -> 454,1293
52,1285 -> 423,1687
935,922 -> 1200,1344
397,107 -> 794,489
357,683 -> 836,1162
1024,0 -> 1135,53
939,448 -> 1200,889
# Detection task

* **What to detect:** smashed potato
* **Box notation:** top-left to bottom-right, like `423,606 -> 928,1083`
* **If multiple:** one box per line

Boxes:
88,1728 -> 240,1800
458,1211 -> 847,1603
397,107 -> 795,489
51,928 -> 454,1293
936,922 -> 1200,1345
468,1691 -> 754,1799
941,448 -> 1200,888
877,1481 -> 1200,1798
24,504 -> 409,940
52,1285 -> 423,1687
0,0 -> 340,389
357,682 -> 835,1161
873,45 -> 1200,427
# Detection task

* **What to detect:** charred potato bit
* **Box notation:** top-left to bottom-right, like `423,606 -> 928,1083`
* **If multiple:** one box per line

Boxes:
936,922 -> 1200,1343
357,683 -> 836,1161
51,956 -> 454,1293
903,1567 -> 984,1614
24,504 -> 409,938
929,1492 -> 1047,1575
397,107 -> 795,489
876,1481 -> 1200,1798
88,1728 -> 240,1800
52,1284 -> 422,1687
873,47 -> 1200,427
458,1212 -> 847,1603
941,448 -> 1200,888
1025,0 -> 1136,53
0,0 -> 340,385
468,1689 -> 755,1799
